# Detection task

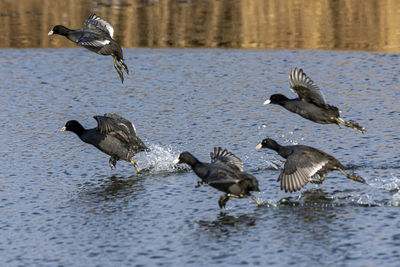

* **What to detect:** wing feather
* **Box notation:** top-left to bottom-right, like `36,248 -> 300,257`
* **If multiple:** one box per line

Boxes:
289,67 -> 326,105
210,147 -> 243,172
77,39 -> 110,47
85,14 -> 114,38
94,114 -> 136,144
278,150 -> 329,192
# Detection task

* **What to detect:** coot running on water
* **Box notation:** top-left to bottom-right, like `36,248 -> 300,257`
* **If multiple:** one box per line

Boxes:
173,147 -> 261,208
61,113 -> 147,172
256,138 -> 365,192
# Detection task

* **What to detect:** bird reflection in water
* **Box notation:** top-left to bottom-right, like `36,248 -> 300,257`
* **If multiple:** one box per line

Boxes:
278,189 -> 333,206
278,189 -> 337,224
198,213 -> 257,237
82,175 -> 145,202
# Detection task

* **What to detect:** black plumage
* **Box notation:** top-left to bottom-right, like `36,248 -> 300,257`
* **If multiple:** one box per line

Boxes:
264,67 -> 365,133
256,138 -> 365,193
48,14 -> 128,83
61,113 -> 147,172
173,147 -> 261,208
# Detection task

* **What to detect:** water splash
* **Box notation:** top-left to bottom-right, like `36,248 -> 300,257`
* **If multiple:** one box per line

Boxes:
258,197 -> 280,208
368,172 -> 400,192
136,143 -> 188,173
261,157 -> 284,170
354,194 -> 376,206
389,192 -> 400,207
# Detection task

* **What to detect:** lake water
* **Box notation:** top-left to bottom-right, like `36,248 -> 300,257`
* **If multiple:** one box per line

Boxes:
0,48 -> 399,266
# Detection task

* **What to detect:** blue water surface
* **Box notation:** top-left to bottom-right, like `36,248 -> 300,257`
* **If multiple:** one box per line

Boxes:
0,48 -> 399,266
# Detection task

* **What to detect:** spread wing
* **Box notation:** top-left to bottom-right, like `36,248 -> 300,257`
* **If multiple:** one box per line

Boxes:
85,14 -> 114,38
94,113 -> 147,152
103,113 -> 137,135
278,150 -> 329,193
210,147 -> 243,172
289,67 -> 326,105
94,113 -> 136,144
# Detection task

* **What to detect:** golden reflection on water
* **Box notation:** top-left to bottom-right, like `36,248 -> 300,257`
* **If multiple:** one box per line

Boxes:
0,0 -> 399,52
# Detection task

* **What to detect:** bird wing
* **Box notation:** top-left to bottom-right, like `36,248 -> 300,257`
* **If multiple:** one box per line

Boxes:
93,114 -> 135,144
289,67 -> 326,105
278,150 -> 329,193
100,113 -> 148,152
210,147 -> 243,172
205,167 -> 240,186
85,14 -> 114,38
77,37 -> 110,47
103,113 -> 137,135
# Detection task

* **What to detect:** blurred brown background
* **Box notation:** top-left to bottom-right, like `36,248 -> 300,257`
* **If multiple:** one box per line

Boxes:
0,0 -> 399,52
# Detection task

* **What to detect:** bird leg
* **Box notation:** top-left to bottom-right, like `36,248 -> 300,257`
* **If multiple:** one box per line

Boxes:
119,59 -> 129,74
335,167 -> 366,183
249,194 -> 261,206
195,181 -> 205,188
131,160 -> 140,173
109,156 -> 118,169
335,117 -> 366,133
219,193 -> 260,208
218,194 -> 230,208
112,55 -> 124,83
309,174 -> 325,184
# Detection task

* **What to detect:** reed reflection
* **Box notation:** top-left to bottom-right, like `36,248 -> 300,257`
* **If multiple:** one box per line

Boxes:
0,0 -> 399,52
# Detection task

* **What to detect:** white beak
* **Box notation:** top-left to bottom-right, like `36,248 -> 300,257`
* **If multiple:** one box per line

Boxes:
48,30 -> 54,36
172,157 -> 180,164
255,143 -> 262,150
263,99 -> 271,105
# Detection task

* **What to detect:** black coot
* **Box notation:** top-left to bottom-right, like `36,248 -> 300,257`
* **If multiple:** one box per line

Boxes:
173,147 -> 261,208
256,138 -> 365,192
264,67 -> 365,133
61,113 -> 147,172
48,14 -> 128,83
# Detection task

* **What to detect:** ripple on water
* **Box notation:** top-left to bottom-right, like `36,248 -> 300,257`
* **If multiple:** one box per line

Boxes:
0,48 -> 400,266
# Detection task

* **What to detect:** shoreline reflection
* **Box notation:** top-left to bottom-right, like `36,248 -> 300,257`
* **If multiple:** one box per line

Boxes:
0,0 -> 399,52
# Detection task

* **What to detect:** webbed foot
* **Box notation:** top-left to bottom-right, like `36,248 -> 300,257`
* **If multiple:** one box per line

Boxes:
119,59 -> 129,74
218,195 -> 230,209
309,174 -> 326,184
109,157 -> 118,169
113,55 -> 124,83
195,181 -> 205,188
336,167 -> 366,183
249,194 -> 261,206
335,117 -> 366,133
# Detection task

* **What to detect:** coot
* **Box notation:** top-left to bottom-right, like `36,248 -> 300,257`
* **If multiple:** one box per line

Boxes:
61,113 -> 147,172
48,14 -> 128,83
256,138 -> 365,192
264,67 -> 366,133
173,147 -> 261,208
